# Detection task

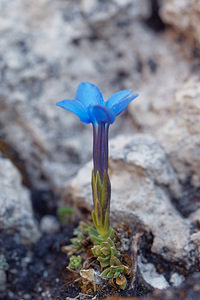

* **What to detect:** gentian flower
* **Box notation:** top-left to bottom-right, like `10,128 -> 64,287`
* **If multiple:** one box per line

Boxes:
57,82 -> 138,238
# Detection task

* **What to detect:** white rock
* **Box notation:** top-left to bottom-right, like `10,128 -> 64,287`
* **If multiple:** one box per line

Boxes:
0,157 -> 40,243
65,134 -> 198,266
138,256 -> 169,289
170,272 -> 185,287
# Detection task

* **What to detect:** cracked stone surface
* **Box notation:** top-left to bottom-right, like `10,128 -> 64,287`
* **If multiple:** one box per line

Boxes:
65,134 -> 199,267
0,155 -> 40,243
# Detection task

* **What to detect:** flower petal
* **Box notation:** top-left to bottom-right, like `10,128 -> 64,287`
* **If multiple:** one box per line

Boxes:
111,94 -> 138,116
89,105 -> 116,125
56,99 -> 91,124
105,89 -> 132,108
75,82 -> 104,108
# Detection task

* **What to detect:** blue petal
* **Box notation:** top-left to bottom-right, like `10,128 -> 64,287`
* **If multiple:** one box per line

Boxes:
88,105 -> 116,125
75,82 -> 104,108
105,89 -> 132,108
56,100 -> 91,124
111,94 -> 138,116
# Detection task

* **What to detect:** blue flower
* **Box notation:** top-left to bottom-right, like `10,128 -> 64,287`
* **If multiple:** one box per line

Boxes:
56,82 -> 138,125
56,82 -> 139,239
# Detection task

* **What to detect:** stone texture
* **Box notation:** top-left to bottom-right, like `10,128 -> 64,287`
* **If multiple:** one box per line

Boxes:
0,0 -> 93,190
128,33 -> 190,133
157,77 -> 200,187
80,0 -> 150,23
160,0 -> 200,46
65,134 -> 198,266
0,156 -> 40,243
0,0 -> 150,191
0,0 -> 188,193
0,0 -> 198,196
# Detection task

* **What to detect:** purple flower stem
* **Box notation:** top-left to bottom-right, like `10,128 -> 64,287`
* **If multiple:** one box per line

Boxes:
92,123 -> 109,180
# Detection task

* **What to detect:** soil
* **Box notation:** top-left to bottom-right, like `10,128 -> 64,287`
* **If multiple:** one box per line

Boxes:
0,223 -> 153,300
0,227 -> 77,300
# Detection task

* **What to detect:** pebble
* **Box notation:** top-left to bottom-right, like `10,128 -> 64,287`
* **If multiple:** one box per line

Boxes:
170,272 -> 185,287
24,294 -> 31,300
40,215 -> 60,234
138,256 -> 170,289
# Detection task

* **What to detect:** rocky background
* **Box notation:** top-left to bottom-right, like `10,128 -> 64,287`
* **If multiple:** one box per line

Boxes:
0,0 -> 200,299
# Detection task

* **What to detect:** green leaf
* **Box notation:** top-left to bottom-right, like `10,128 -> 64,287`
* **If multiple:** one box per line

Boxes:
101,268 -> 113,279
119,281 -> 127,290
68,255 -> 82,270
101,247 -> 110,256
110,255 -> 121,266
57,206 -> 73,223
92,210 -> 98,229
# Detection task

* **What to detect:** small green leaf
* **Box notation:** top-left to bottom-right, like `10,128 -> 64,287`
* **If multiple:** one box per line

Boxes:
119,280 -> 127,290
92,210 -> 98,229
101,247 -> 110,256
57,206 -> 73,215
57,206 -> 73,223
68,255 -> 82,270
110,255 -> 121,266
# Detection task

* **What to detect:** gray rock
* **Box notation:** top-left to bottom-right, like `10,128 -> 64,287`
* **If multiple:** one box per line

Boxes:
157,77 -> 200,187
0,0 -> 94,190
189,209 -> 200,225
65,134 -> 198,267
0,157 -> 40,243
40,215 -> 60,234
0,0 -> 197,200
190,232 -> 200,259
